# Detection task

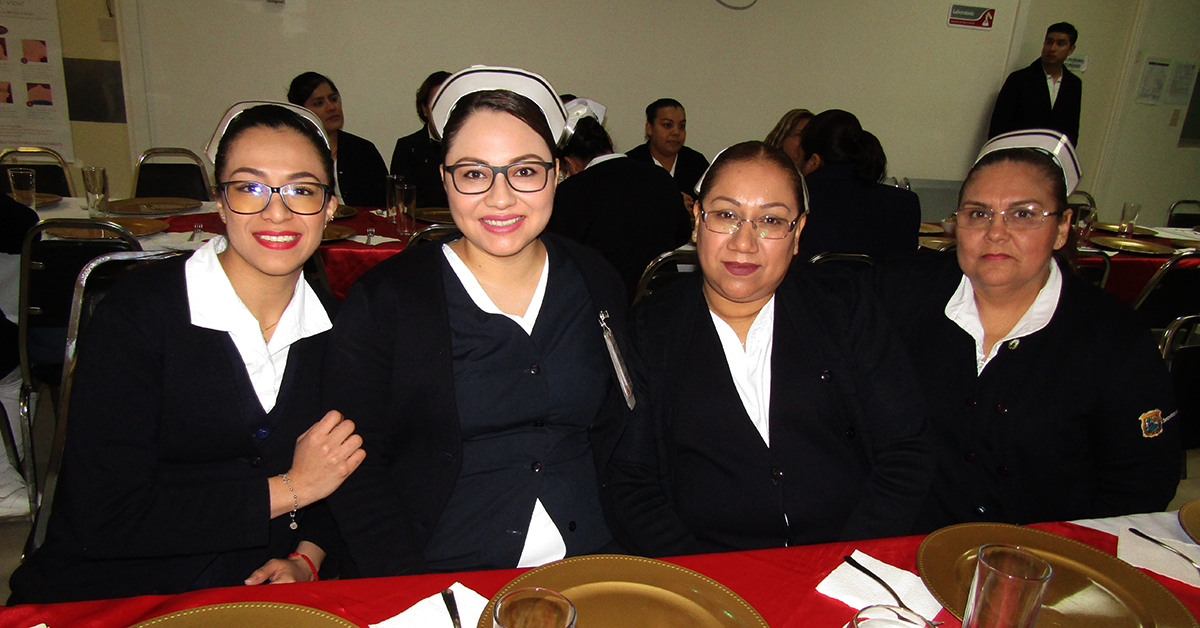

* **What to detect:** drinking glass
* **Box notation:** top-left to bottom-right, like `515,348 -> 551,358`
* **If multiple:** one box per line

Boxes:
396,183 -> 417,236
961,544 -> 1052,628
1118,202 -> 1141,236
385,174 -> 399,223
82,166 -> 108,218
8,168 -> 35,208
851,605 -> 935,628
493,588 -> 576,628
1075,205 -> 1097,247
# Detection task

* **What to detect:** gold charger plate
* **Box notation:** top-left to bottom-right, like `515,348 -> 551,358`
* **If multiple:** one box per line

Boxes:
129,602 -> 356,627
322,224 -> 357,242
1179,500 -> 1200,543
8,192 -> 62,207
334,204 -> 357,219
919,236 -> 955,251
106,197 -> 203,216
919,223 -> 944,234
1090,236 -> 1176,255
479,554 -> 768,628
918,522 -> 1197,627
1169,238 -> 1200,249
45,217 -> 169,239
1093,222 -> 1157,237
414,207 -> 454,224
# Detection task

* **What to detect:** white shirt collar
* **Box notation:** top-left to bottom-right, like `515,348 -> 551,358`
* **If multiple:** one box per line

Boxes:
585,153 -> 625,170
709,296 -> 775,447
649,153 -> 677,177
185,236 -> 332,411
945,261 -> 1062,375
441,243 -> 549,336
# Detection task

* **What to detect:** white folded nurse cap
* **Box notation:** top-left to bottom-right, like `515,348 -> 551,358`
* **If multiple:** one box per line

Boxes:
429,66 -> 568,147
693,144 -> 811,215
563,98 -> 607,139
204,100 -> 330,168
975,129 -> 1081,195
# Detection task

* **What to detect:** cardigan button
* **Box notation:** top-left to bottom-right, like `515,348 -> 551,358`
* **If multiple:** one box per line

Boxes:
976,505 -> 988,515
568,521 -> 577,532
997,465 -> 1010,477
965,396 -> 978,407
963,452 -> 977,463
527,364 -> 540,375
820,370 -> 832,382
534,420 -> 545,428
844,427 -> 856,440
254,428 -> 270,440
770,467 -> 783,484
531,461 -> 543,473
249,456 -> 263,469
995,404 -> 1008,415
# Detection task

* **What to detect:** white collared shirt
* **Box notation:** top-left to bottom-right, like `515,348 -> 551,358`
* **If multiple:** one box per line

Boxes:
710,297 -> 776,447
585,152 -> 625,170
185,237 -> 332,412
945,262 -> 1063,375
441,243 -> 562,567
1045,70 -> 1063,107
649,153 -> 677,177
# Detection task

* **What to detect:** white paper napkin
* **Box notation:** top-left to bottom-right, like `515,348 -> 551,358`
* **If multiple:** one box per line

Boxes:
141,231 -> 210,250
1118,527 -> 1200,587
352,234 -> 401,245
815,550 -> 943,621
369,582 -> 490,628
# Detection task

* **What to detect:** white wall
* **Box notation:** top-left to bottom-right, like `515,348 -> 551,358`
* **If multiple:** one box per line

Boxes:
119,0 -> 1021,184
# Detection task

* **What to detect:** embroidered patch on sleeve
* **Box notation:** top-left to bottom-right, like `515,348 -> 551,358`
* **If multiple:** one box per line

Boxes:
1138,409 -> 1175,438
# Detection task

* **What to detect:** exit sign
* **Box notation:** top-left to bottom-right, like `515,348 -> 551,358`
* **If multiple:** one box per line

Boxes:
949,5 -> 995,29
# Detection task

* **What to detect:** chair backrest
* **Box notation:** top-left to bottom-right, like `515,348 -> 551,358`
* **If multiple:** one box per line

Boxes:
632,247 -> 700,306
807,252 -> 876,267
0,147 -> 74,197
407,224 -> 460,247
1133,250 -> 1200,333
1072,250 -> 1111,289
132,147 -> 213,201
1161,315 -> 1200,452
1167,200 -> 1200,229
26,250 -> 188,554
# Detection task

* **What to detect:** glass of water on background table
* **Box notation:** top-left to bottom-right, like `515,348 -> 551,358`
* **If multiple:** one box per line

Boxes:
8,168 -> 35,208
396,182 -> 417,236
83,166 -> 109,218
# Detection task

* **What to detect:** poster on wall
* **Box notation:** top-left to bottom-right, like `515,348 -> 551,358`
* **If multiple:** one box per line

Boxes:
0,0 -> 73,161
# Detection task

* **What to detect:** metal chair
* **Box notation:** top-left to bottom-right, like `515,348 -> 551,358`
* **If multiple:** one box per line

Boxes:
1132,250 -> 1200,337
632,247 -> 699,306
407,224 -> 460,247
1072,250 -> 1111,289
1167,200 -> 1200,229
0,147 -> 75,197
807,252 -> 876,267
131,147 -> 213,201
1161,314 -> 1200,477
15,219 -> 139,522
25,250 -> 187,554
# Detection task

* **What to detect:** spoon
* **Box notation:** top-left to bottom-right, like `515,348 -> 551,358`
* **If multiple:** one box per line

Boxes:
441,587 -> 462,628
1129,528 -> 1200,576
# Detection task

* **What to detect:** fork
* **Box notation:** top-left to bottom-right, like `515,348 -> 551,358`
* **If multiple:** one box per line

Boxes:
365,227 -> 375,246
187,223 -> 203,242
1129,528 -> 1200,576
441,588 -> 462,628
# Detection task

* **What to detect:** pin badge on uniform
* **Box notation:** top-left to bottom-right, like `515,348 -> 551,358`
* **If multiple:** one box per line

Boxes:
599,310 -> 636,410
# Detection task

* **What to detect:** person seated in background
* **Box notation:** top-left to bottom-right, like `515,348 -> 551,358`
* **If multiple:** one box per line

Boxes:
796,109 -> 921,263
874,130 -> 1179,532
764,108 -> 814,166
607,141 -> 934,557
289,71 -> 388,208
8,103 -> 365,604
391,70 -> 452,208
625,98 -> 710,209
547,98 -> 692,299
324,67 -> 632,577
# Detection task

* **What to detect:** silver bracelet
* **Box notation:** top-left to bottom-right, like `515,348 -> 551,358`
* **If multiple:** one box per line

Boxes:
279,473 -> 299,530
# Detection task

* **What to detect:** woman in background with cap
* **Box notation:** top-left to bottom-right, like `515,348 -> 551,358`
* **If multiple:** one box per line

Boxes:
8,103 -> 364,604
288,71 -> 389,208
324,67 -> 632,577
875,130 -> 1179,531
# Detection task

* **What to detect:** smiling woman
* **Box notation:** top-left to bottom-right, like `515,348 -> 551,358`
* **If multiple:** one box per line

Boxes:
323,67 -> 634,577
607,141 -> 935,556
8,103 -> 365,604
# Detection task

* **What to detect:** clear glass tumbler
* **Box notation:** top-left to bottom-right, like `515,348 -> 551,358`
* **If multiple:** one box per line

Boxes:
961,544 -> 1052,628
493,587 -> 576,628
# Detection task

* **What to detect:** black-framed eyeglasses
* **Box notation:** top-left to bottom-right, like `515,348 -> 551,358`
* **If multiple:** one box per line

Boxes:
699,207 -> 800,239
217,180 -> 333,215
443,161 -> 556,195
953,206 -> 1062,231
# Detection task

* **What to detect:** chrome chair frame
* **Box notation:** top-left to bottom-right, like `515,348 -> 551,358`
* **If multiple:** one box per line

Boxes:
1161,314 -> 1200,478
407,224 -> 460,247
0,146 -> 76,197
1167,200 -> 1200,228
807,252 -> 876,266
632,247 -> 700,306
1133,250 -> 1200,343
1073,250 -> 1111,289
131,147 -> 213,201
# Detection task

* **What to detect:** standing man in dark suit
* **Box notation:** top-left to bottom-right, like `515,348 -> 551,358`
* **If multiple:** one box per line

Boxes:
625,98 -> 710,210
989,22 -> 1082,147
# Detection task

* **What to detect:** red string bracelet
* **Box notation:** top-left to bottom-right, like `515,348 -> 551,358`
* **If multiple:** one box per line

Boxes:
289,552 -> 319,581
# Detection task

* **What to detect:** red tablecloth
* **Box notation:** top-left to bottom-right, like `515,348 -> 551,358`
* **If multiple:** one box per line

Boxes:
3,521 -> 1195,628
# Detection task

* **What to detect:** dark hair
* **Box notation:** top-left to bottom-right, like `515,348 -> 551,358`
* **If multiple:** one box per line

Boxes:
213,104 -> 335,184
800,109 -> 887,183
441,90 -> 559,160
416,71 -> 451,124
561,117 -> 613,163
765,108 -> 814,148
645,98 -> 684,125
697,141 -> 806,216
1047,22 -> 1078,46
958,148 -> 1068,216
287,72 -> 337,106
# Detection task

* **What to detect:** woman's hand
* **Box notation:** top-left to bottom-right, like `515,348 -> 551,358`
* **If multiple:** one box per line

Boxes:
271,410 -> 365,518
244,542 -> 326,584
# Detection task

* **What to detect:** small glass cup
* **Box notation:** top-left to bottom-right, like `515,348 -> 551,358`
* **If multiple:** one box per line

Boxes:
8,167 -> 35,208
1075,205 -> 1097,247
961,544 -> 1052,628
396,182 -> 417,236
851,605 -> 936,628
493,587 -> 576,628
1118,202 -> 1141,237
82,166 -> 108,218
384,174 -> 400,223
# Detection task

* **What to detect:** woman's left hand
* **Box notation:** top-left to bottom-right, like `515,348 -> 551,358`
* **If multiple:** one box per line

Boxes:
244,542 -> 325,584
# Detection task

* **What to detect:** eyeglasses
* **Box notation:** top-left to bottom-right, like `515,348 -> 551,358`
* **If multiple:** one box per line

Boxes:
443,161 -> 555,195
953,206 -> 1062,231
218,180 -> 332,215
699,208 -> 799,239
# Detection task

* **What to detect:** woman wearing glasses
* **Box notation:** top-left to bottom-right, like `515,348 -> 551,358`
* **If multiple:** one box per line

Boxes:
9,103 -> 364,604
324,67 -> 631,576
876,131 -> 1179,531
607,141 -> 934,557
